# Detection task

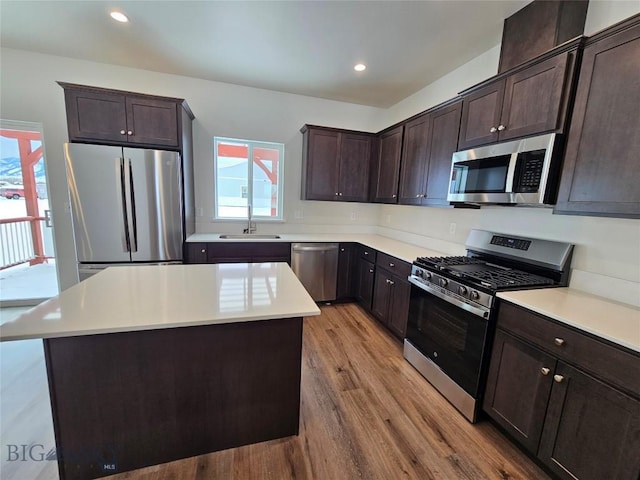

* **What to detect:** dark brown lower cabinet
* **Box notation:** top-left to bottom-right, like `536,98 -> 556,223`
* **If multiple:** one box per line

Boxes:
182,242 -> 291,265
371,268 -> 410,339
484,302 -> 640,480
538,362 -> 640,480
336,243 -> 356,300
355,257 -> 375,311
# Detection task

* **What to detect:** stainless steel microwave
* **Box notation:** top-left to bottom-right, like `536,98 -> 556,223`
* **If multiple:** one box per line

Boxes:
447,133 -> 564,205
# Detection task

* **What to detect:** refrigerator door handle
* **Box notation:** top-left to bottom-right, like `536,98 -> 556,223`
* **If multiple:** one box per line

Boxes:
120,157 -> 132,253
128,159 -> 138,252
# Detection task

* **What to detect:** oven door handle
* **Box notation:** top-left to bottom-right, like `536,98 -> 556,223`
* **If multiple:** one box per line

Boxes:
408,276 -> 490,319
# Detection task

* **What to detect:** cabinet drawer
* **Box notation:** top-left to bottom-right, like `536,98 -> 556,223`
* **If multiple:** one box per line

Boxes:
358,245 -> 377,263
497,301 -> 640,397
376,252 -> 411,278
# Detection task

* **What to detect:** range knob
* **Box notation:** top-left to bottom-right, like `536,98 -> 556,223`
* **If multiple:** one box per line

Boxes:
470,290 -> 480,300
440,278 -> 448,287
415,270 -> 424,279
424,272 -> 432,280
458,286 -> 468,296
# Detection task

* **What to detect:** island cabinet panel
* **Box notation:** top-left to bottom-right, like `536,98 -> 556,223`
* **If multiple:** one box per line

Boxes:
336,243 -> 356,300
555,17 -> 640,218
44,317 -> 304,480
301,125 -> 372,202
372,125 -> 403,203
60,83 -> 184,149
458,47 -> 577,150
484,300 -> 640,480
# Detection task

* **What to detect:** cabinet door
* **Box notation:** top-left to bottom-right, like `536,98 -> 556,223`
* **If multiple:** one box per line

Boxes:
398,114 -> 430,205
356,258 -> 375,311
424,101 -> 461,205
555,22 -> 640,218
184,243 -> 208,264
125,96 -> 179,147
539,362 -> 640,480
336,243 -> 355,299
483,329 -> 556,454
387,276 -> 410,339
303,129 -> 340,201
338,134 -> 372,202
371,269 -> 391,322
372,126 -> 403,203
458,80 -> 504,149
499,52 -> 570,141
64,89 -> 127,143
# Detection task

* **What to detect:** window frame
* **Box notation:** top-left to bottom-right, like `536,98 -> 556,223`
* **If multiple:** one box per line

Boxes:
213,136 -> 285,222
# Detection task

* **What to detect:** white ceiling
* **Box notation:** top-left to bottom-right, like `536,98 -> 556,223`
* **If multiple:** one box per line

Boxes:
0,0 -> 530,108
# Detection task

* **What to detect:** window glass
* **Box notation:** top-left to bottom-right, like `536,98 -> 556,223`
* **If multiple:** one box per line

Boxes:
214,137 -> 284,220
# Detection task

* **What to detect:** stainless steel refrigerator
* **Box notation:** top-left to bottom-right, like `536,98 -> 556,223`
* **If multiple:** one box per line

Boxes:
64,143 -> 184,280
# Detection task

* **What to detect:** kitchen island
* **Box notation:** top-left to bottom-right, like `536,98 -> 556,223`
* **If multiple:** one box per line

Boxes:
0,263 -> 320,480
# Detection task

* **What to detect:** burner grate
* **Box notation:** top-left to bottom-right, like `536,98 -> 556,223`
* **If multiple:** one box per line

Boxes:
457,268 -> 555,290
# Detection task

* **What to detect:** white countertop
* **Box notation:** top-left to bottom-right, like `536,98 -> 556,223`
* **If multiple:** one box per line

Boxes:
497,289 -> 640,352
186,233 -> 447,264
0,263 -> 321,342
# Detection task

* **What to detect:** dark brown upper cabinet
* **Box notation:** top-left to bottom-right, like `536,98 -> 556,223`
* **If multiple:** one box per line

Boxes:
59,82 -> 190,149
301,125 -> 373,202
458,43 -> 579,150
554,15 -> 640,219
499,0 -> 588,73
399,100 -> 462,206
372,125 -> 403,203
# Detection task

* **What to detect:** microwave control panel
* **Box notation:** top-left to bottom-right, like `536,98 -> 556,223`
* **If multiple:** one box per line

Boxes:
514,149 -> 546,192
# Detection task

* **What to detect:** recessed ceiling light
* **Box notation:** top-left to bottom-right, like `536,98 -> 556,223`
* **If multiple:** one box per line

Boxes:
110,11 -> 129,23
354,64 -> 366,72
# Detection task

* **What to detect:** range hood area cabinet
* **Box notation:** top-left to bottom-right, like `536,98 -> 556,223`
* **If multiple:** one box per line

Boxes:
300,125 -> 374,202
554,15 -> 640,219
457,40 -> 582,150
58,82 -> 193,150
371,125 -> 404,203
398,100 -> 462,206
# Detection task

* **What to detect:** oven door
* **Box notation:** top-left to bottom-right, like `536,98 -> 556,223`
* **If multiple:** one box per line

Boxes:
405,281 -> 490,398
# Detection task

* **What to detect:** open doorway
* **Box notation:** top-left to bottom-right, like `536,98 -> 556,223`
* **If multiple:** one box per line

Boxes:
0,120 -> 59,306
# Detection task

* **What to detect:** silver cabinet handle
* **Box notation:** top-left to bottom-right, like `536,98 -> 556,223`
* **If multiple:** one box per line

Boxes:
392,194 -> 397,198
541,367 -> 551,376
127,130 -> 133,135
339,192 -> 343,196
340,248 -> 345,252
416,194 -> 421,198
490,127 -> 497,133
120,129 -> 126,135
497,125 -> 506,131
389,263 -> 395,267
364,251 -> 369,255
200,249 -> 206,254
553,375 -> 564,383
554,338 -> 566,347
389,280 -> 395,285
335,192 -> 339,196
369,269 -> 374,273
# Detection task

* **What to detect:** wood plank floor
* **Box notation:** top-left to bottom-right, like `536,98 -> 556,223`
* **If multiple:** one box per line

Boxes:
107,303 -> 548,480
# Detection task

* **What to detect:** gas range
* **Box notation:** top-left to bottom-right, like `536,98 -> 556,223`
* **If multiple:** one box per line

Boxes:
409,231 -> 573,315
404,229 -> 574,422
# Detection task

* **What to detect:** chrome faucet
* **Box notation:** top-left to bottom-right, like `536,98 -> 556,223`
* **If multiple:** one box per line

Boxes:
243,204 -> 256,234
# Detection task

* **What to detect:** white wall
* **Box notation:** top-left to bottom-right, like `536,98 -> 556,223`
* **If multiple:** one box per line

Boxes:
0,49 -> 383,291
373,1 -> 640,306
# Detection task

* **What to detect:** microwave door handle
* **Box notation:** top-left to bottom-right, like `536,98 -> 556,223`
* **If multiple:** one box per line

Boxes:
505,153 -> 518,193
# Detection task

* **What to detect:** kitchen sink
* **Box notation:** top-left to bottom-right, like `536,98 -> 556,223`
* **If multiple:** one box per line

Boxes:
219,234 -> 281,239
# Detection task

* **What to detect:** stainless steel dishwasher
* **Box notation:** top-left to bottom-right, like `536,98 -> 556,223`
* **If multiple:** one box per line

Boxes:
291,243 -> 339,302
